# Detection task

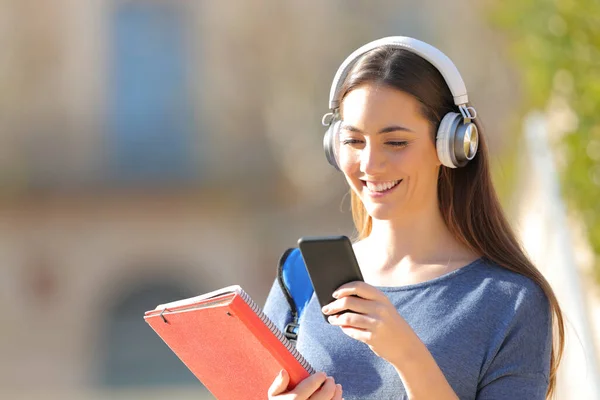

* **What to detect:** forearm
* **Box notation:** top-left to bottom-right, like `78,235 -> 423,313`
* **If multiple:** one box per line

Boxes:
390,333 -> 458,400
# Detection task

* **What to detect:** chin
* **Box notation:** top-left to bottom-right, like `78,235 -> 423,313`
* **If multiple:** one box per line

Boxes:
363,203 -> 401,221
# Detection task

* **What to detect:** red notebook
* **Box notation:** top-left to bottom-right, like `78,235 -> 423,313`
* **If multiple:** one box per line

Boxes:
144,285 -> 314,399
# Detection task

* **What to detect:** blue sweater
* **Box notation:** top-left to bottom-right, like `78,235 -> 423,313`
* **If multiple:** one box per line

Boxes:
263,257 -> 552,400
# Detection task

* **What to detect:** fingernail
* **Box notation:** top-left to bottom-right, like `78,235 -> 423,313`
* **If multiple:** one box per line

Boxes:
332,291 -> 340,298
321,305 -> 329,313
336,384 -> 342,390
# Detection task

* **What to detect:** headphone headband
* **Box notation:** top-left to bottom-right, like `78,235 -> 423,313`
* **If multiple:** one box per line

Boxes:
328,36 -> 469,110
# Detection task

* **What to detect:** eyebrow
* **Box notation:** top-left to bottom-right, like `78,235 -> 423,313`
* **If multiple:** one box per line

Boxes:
339,123 -> 415,134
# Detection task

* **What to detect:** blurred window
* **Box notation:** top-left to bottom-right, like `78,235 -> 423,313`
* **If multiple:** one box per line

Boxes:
108,2 -> 197,185
100,280 -> 207,389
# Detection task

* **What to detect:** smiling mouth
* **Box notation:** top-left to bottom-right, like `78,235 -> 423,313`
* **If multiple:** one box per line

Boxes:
361,179 -> 403,193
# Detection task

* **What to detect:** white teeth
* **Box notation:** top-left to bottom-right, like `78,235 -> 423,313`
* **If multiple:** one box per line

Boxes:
365,180 -> 401,192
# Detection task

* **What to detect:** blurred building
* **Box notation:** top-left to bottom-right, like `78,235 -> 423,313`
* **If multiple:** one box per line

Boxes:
0,0 -> 520,398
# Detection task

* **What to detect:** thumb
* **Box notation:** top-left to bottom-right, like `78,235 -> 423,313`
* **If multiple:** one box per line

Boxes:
268,369 -> 289,397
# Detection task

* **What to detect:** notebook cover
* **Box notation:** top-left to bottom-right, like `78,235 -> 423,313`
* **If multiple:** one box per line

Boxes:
144,289 -> 312,399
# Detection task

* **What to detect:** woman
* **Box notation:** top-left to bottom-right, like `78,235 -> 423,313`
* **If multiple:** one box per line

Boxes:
264,37 -> 564,400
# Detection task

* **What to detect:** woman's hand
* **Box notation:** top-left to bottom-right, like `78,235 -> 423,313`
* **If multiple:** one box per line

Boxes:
321,281 -> 414,365
321,282 -> 459,398
268,369 -> 343,400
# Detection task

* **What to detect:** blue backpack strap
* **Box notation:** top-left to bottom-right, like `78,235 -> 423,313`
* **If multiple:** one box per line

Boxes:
277,248 -> 314,342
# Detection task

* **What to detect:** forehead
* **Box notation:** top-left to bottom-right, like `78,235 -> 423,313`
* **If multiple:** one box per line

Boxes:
340,84 -> 423,124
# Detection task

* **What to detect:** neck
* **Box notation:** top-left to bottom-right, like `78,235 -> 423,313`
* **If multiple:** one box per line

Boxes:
364,204 -> 467,269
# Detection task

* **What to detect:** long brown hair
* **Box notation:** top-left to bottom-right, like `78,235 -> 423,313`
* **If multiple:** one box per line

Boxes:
340,46 -> 564,398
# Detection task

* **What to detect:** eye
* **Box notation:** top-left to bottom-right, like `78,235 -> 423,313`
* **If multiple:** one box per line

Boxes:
341,139 -> 364,145
387,141 -> 409,147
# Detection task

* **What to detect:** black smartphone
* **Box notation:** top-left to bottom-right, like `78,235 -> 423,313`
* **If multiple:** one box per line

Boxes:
297,235 -> 364,322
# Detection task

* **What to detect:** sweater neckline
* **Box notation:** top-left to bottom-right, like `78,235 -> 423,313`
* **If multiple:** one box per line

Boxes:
372,257 -> 485,292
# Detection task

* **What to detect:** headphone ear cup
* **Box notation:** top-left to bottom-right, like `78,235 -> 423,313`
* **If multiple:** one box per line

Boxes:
323,119 -> 342,171
454,121 -> 479,166
436,112 -> 462,168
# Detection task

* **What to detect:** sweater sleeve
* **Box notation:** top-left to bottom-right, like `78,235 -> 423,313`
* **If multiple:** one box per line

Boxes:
476,282 -> 552,399
263,278 -> 293,333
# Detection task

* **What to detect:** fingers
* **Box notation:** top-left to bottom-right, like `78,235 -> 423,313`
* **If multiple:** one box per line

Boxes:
333,281 -> 385,301
293,372 -> 328,398
268,369 -> 290,398
268,370 -> 342,400
308,376 -> 338,400
327,312 -> 374,330
322,295 -> 374,316
332,383 -> 344,400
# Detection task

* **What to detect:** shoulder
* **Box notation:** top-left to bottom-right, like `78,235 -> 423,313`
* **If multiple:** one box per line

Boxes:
461,258 -> 552,345
466,258 -> 549,308
472,260 -> 553,382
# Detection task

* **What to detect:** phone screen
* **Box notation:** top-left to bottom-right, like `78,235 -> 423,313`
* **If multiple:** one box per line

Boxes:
298,235 -> 364,322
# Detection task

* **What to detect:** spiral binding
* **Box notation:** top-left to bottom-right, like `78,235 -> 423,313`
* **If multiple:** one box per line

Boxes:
237,289 -> 316,374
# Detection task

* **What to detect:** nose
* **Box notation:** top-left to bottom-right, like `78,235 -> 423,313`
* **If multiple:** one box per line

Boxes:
360,143 -> 386,174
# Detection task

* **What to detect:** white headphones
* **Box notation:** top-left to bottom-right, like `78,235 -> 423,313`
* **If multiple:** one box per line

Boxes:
322,36 -> 479,170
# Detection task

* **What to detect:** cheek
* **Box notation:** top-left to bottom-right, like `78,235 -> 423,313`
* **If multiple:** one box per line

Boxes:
403,141 -> 439,168
339,153 -> 364,191
403,147 -> 441,185
338,148 -> 359,173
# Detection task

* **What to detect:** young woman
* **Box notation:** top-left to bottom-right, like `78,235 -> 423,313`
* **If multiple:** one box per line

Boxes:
264,37 -> 564,400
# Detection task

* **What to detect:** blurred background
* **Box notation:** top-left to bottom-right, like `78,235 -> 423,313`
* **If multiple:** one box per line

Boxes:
0,0 -> 598,399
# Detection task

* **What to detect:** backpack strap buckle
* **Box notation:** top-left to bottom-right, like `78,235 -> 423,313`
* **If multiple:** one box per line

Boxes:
284,322 -> 299,341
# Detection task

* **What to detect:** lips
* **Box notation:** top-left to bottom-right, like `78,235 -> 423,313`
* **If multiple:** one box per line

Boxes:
361,179 -> 403,194
364,180 -> 401,192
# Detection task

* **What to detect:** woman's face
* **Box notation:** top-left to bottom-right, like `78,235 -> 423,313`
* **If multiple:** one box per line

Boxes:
338,83 -> 441,221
